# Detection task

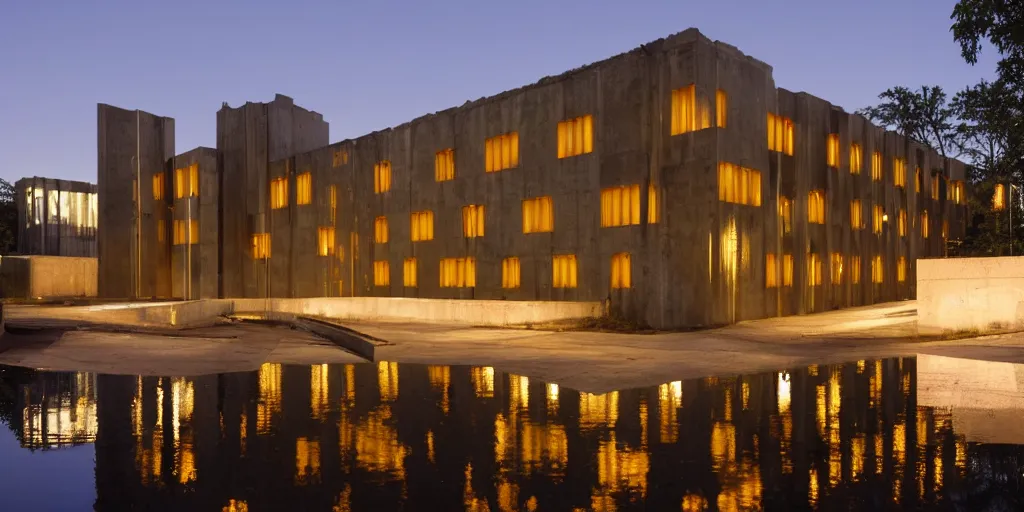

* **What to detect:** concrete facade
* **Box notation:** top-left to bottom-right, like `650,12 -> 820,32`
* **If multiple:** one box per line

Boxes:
918,256 -> 1024,332
15,177 -> 97,257
171,147 -> 219,299
0,255 -> 97,298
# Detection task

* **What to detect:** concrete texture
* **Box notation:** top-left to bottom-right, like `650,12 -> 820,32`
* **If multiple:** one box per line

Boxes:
15,176 -> 98,257
171,147 -> 219,299
918,256 -> 1024,332
0,255 -> 97,298
917,353 -> 1024,443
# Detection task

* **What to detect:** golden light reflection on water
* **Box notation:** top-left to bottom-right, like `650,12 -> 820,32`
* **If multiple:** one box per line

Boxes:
579,391 -> 618,429
311,364 -> 329,420
472,366 -> 494,398
258,363 -> 281,434
377,361 -> 399,402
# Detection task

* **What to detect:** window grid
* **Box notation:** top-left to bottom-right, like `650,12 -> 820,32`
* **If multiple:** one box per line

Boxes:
611,252 -> 631,289
174,164 -> 199,199
522,196 -> 554,234
485,133 -> 519,172
557,115 -> 594,158
552,254 -> 578,289
462,205 -> 485,238
435,149 -> 455,181
172,219 -> 199,246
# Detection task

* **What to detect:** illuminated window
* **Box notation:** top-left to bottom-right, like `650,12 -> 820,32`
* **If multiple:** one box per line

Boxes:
403,258 -> 417,287
716,89 -> 727,128
172,219 -> 199,245
830,252 -> 843,285
827,134 -> 840,168
270,177 -> 288,209
994,184 -> 1006,210
411,211 -> 434,242
779,197 -> 792,234
850,200 -> 863,230
648,183 -> 659,224
600,185 -> 641,227
317,227 -> 335,256
173,220 -> 184,245
373,260 -> 390,286
522,196 -> 554,233
898,209 -> 907,237
897,257 -> 907,282
850,144 -> 862,174
951,180 -> 965,204
671,85 -> 698,135
718,163 -> 762,206
462,205 -> 485,238
850,256 -> 861,284
942,220 -> 949,239
435,149 -> 455,181
931,174 -> 941,200
440,257 -> 476,288
252,233 -> 271,259
893,158 -> 906,188
808,190 -> 825,224
557,115 -> 594,158
328,185 -> 337,219
871,255 -> 883,284
872,205 -> 884,234
782,254 -> 793,286
871,152 -> 883,181
502,257 -> 520,289
374,161 -> 392,194
808,253 -> 822,286
485,133 -> 519,172
152,173 -> 165,200
374,217 -> 388,243
766,253 -> 778,288
611,252 -> 631,289
296,172 -> 312,205
767,113 -> 794,155
921,211 -> 929,239
174,165 -> 199,198
552,254 -> 578,288
332,149 -> 349,167
157,219 -> 165,243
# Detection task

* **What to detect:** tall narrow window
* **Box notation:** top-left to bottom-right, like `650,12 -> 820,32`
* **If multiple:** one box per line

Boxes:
157,219 -> 166,243
600,185 -> 641,227
827,134 -> 840,168
190,220 -> 199,244
403,258 -> 417,287
921,211 -> 929,239
374,161 -> 392,194
485,133 -> 519,172
942,220 -> 949,239
873,205 -> 884,234
808,253 -> 822,286
951,180 -> 965,204
648,183 -> 659,224
552,255 -> 578,289
850,200 -> 863,230
850,256 -> 861,284
522,196 -> 554,233
808,190 -> 825,224
766,253 -> 778,288
174,166 -> 194,199
872,255 -> 883,284
270,177 -> 288,209
716,90 -> 727,128
611,253 -> 631,289
462,205 -> 485,238
189,164 -> 198,197
671,85 -> 697,135
440,258 -> 476,288
317,227 -> 335,256
897,257 -> 907,283
994,184 -> 1006,210
893,158 -> 907,188
374,216 -> 388,244
152,173 -> 165,200
173,220 -> 185,245
557,115 -> 594,158
502,257 -> 521,289
782,254 -> 794,286
296,172 -> 312,205
915,167 -> 923,193
411,211 -> 434,242
252,233 -> 271,259
767,113 -> 794,155
872,152 -> 883,182
830,252 -> 843,285
373,261 -> 390,286
898,209 -> 907,237
931,174 -> 941,200
850,144 -> 862,174
329,185 -> 337,220
332,149 -> 348,168
718,163 -> 762,206
779,197 -> 792,234
435,149 -> 455,181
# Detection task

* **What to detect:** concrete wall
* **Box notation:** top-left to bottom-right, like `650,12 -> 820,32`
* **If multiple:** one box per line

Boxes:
171,147 -> 219,299
918,256 -> 1024,332
15,177 -> 98,257
0,255 -> 97,298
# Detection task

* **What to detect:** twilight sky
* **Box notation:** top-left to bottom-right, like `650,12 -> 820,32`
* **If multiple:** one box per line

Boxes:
0,0 -> 998,184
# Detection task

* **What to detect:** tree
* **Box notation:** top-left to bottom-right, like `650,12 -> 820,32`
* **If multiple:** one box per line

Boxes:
856,86 -> 960,158
0,178 -> 16,254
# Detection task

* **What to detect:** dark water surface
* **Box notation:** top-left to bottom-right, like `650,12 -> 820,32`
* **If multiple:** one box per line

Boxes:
1,357 -> 1023,511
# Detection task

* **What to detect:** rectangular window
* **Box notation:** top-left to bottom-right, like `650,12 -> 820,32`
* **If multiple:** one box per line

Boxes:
374,216 -> 388,244
329,185 -> 337,220
270,177 -> 288,209
872,152 -> 883,182
915,167 -> 923,193
557,115 -> 594,158
373,260 -> 390,286
462,205 -> 485,238
440,257 -> 476,288
897,257 -> 907,283
485,133 -> 519,172
435,149 -> 455,181
332,150 -> 349,168
173,220 -> 184,245
898,209 -> 907,237
252,233 -> 271,259
850,200 -> 863,230
403,258 -> 417,287
296,172 -> 312,205
718,163 -> 762,206
922,211 -> 929,239
779,197 -> 792,234
152,173 -> 165,200
766,253 -> 778,288
174,168 -> 184,198
931,174 -> 940,200
808,190 -> 825,224
994,184 -> 1006,210
317,227 -> 335,256
850,256 -> 861,284
502,257 -> 521,289
522,196 -> 554,234
600,185 -> 641,227
872,205 -> 884,234
951,180 -> 965,204
611,252 -> 631,289
648,183 -> 659,224
893,158 -> 906,188
671,85 -> 698,135
171,219 -> 198,245
943,220 -> 949,239
716,89 -> 727,128
374,161 -> 392,194
850,144 -> 863,174
827,134 -> 840,168
872,255 -> 883,284
830,252 -> 843,285
782,254 -> 794,287
552,254 -> 578,289
411,211 -> 434,242
157,219 -> 165,243
767,113 -> 794,155
808,253 -> 822,286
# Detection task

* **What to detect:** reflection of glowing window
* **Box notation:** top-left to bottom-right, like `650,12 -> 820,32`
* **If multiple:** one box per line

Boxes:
257,363 -> 281,434
295,437 -> 321,485
472,367 -> 494,398
579,391 -> 619,429
377,361 -> 399,402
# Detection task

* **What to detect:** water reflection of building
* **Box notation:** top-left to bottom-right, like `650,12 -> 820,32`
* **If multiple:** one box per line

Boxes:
15,371 -> 98,450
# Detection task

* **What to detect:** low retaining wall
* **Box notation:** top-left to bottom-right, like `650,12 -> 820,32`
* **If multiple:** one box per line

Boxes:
0,255 -> 97,299
918,256 -> 1024,332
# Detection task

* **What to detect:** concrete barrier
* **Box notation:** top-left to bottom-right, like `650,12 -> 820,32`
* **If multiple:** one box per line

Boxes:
0,255 -> 97,299
918,256 -> 1024,332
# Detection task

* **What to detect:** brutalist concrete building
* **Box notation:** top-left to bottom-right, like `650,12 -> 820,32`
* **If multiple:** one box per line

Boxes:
15,177 -> 98,257
96,28 -> 969,328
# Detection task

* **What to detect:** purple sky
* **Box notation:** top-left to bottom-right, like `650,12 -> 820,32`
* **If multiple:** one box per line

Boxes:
0,0 -> 998,184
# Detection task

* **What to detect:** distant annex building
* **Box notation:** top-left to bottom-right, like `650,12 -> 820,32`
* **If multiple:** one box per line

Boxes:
15,177 -> 98,257
97,28 -> 969,329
